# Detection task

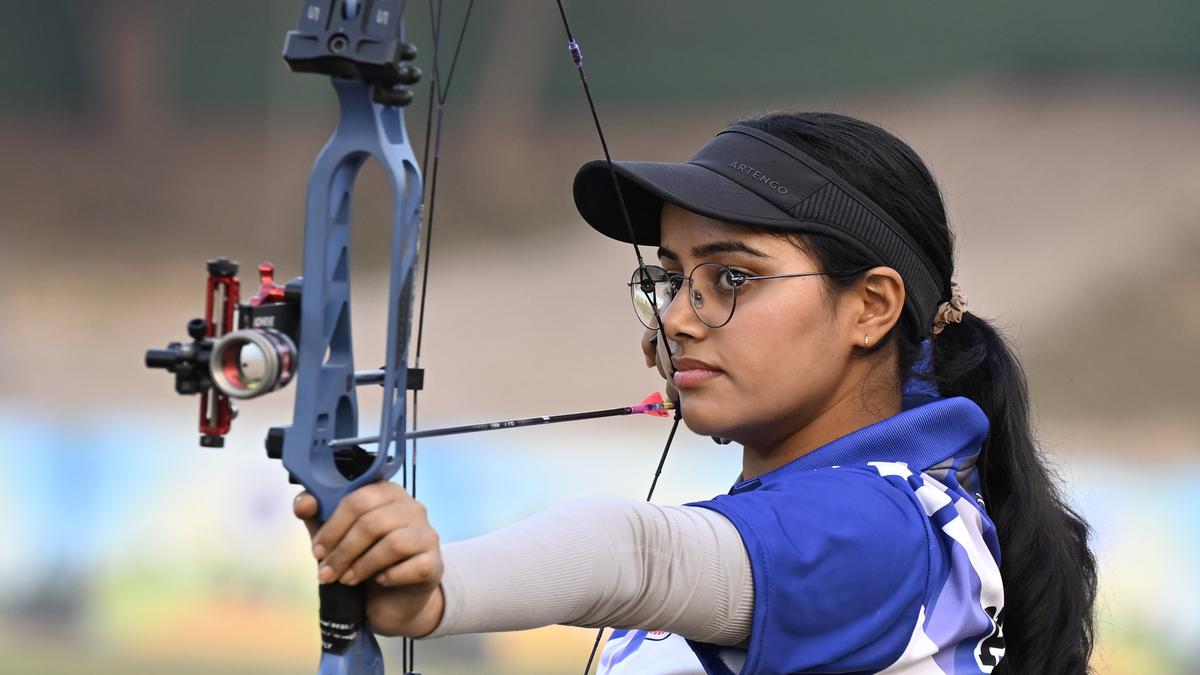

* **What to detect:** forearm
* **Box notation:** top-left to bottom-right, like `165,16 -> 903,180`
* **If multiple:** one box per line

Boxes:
424,496 -> 753,646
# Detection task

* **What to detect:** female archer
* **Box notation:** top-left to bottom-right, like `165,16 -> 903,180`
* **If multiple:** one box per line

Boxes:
294,111 -> 1097,674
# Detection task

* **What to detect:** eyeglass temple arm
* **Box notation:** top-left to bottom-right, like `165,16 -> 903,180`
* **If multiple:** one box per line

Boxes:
741,270 -> 835,282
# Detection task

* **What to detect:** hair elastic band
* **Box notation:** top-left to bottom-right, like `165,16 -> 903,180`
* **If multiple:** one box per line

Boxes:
931,282 -> 967,335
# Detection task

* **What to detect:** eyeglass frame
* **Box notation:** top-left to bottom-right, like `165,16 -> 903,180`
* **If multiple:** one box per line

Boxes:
627,262 -> 866,329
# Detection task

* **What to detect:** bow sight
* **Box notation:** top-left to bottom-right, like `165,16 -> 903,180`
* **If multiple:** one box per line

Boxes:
144,258 -> 302,446
144,1 -> 426,673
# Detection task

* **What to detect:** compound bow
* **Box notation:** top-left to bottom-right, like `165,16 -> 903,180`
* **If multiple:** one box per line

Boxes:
144,1 -> 681,673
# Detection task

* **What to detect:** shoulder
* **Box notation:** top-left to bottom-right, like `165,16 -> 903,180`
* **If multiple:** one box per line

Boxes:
695,464 -> 932,549
689,467 -> 937,671
691,464 -> 933,600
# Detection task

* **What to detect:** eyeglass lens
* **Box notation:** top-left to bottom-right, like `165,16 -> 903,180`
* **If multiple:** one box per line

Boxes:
629,263 -> 740,329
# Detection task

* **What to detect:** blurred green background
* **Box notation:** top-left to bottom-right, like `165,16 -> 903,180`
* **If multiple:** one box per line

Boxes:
2,1 -> 1198,673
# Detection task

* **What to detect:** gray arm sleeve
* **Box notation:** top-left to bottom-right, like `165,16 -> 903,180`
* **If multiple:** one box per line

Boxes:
425,497 -> 753,646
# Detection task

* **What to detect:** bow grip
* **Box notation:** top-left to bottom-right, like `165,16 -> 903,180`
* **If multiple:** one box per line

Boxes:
318,582 -> 385,675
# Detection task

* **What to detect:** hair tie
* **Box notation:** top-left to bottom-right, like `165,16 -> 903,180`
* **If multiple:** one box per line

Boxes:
931,281 -> 968,335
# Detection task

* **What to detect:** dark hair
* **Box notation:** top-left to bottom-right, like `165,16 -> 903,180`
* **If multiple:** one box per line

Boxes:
739,112 -> 1097,674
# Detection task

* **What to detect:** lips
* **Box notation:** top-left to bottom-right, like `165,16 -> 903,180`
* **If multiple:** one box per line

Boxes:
671,357 -> 723,389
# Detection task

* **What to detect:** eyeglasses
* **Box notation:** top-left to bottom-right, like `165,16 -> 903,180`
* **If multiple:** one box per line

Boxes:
627,263 -> 846,329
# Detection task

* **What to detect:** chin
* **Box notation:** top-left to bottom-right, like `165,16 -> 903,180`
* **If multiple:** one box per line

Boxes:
682,395 -> 790,449
681,416 -> 726,439
679,396 -> 741,440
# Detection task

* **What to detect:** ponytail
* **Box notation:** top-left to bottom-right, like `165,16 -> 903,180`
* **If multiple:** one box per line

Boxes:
738,111 -> 1098,673
932,313 -> 1098,674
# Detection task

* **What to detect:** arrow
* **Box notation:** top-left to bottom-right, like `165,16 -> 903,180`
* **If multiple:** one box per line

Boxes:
329,392 -> 674,447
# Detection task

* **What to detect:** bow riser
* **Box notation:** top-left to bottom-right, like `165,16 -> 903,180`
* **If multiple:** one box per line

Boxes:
282,76 -> 422,521
273,73 -> 423,675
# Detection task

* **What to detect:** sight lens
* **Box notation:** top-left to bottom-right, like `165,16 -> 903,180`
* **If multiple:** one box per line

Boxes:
210,329 -> 297,399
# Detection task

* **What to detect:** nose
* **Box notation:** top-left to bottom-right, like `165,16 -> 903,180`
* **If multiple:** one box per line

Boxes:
659,278 -> 705,341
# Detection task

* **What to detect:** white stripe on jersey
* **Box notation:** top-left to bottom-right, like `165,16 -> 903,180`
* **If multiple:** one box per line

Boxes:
878,605 -> 944,674
871,461 -> 1005,674
599,631 -> 707,675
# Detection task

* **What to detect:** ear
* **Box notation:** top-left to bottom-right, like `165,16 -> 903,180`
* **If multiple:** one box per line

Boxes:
850,266 -> 905,349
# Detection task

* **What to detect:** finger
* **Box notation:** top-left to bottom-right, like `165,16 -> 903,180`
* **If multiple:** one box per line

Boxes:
653,335 -> 680,402
341,525 -> 437,586
319,500 -> 424,583
374,551 -> 443,588
294,492 -> 321,540
642,329 -> 658,367
655,334 -> 674,378
313,482 -> 411,560
293,491 -> 318,518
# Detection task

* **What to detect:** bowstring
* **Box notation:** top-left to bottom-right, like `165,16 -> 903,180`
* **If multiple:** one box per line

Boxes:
409,3 -> 680,672
406,0 -> 476,671
551,3 -> 683,673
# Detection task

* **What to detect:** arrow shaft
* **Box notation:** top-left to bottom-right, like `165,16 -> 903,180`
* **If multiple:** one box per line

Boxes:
329,402 -> 672,447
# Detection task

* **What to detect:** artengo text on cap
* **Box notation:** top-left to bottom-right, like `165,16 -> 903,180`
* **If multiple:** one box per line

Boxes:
727,161 -> 789,195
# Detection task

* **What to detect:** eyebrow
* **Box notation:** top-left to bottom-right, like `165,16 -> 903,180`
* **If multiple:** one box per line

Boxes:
657,241 -> 769,261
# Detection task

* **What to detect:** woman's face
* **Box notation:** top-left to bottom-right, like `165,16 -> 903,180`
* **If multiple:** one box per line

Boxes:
656,203 -> 866,450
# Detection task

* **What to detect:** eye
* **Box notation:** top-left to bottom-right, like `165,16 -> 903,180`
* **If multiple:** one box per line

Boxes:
666,271 -> 686,294
716,267 -> 748,291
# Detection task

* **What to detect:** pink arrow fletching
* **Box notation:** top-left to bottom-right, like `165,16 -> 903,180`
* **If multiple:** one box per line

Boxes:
632,391 -> 674,417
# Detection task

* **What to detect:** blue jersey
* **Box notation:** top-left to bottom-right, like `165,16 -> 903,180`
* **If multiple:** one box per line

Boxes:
598,393 -> 1005,674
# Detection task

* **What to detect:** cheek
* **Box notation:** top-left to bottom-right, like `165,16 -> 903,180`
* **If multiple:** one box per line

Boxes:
684,292 -> 845,434
733,292 -> 840,385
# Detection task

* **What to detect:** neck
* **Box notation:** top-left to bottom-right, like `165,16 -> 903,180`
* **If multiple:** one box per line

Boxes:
741,374 -> 902,480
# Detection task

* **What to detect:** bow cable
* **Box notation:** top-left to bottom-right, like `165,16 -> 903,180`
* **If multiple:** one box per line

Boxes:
411,0 -> 476,502
406,1 -> 477,671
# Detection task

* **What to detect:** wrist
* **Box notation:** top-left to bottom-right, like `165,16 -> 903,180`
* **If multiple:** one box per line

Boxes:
408,584 -> 445,638
366,584 -> 445,638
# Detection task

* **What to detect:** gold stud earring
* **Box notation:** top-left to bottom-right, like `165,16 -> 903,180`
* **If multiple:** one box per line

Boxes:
864,335 -> 870,347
